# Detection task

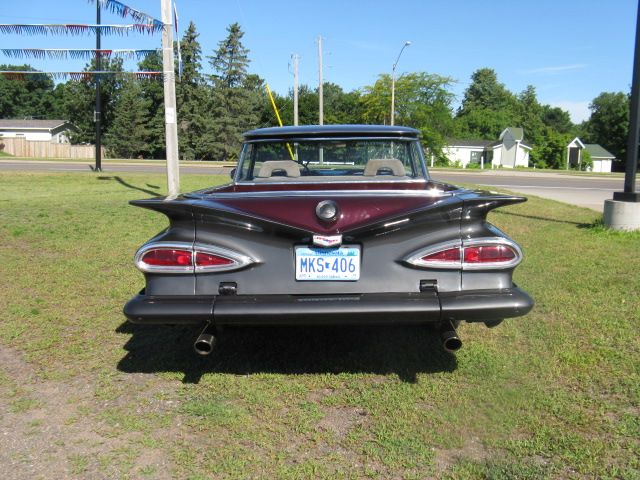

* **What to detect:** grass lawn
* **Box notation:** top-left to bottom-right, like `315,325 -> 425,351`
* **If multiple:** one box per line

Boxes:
0,171 -> 638,479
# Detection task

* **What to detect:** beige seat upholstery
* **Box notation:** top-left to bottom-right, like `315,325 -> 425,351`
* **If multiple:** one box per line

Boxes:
363,158 -> 406,176
256,160 -> 301,178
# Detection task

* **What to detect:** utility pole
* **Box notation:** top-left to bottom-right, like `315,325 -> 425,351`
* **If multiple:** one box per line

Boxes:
94,1 -> 102,172
291,53 -> 299,126
317,36 -> 323,126
161,0 -> 180,198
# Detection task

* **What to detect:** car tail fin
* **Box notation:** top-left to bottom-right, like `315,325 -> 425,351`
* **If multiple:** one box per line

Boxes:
461,192 -> 526,220
129,198 -> 193,221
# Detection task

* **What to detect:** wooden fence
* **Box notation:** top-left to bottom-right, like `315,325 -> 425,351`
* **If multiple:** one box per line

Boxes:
0,137 -> 104,159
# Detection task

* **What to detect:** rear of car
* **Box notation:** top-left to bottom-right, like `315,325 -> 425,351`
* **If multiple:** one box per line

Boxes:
124,125 -> 533,354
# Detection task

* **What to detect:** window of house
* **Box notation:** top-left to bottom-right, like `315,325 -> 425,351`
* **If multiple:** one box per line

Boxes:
470,151 -> 483,163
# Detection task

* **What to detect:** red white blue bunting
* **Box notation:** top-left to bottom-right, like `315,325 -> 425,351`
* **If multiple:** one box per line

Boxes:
0,70 -> 163,81
89,0 -> 164,31
0,24 -> 162,36
1,49 -> 160,60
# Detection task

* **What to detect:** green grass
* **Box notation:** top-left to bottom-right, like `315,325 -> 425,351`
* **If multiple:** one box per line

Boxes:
0,171 -> 638,479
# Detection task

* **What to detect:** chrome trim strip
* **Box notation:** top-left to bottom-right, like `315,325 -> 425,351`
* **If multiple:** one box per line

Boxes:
234,179 -> 429,186
244,136 -> 418,143
194,189 -> 454,200
134,242 -> 194,274
134,242 -> 256,274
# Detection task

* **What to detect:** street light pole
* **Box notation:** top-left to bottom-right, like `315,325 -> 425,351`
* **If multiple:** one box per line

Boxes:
94,1 -> 102,172
604,0 -> 640,231
390,41 -> 411,126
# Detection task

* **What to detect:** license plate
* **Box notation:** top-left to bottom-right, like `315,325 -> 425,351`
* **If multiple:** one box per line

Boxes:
295,246 -> 360,281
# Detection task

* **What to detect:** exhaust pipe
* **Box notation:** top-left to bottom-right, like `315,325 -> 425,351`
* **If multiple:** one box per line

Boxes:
194,324 -> 217,356
439,320 -> 462,353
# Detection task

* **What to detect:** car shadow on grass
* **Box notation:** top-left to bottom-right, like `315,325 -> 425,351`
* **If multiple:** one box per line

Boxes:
115,323 -> 457,384
492,209 -> 586,226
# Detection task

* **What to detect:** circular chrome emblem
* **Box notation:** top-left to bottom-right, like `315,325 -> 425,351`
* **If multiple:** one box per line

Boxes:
316,200 -> 339,222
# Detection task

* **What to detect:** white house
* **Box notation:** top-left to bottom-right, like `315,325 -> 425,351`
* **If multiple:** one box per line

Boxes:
0,119 -> 76,143
566,137 -> 615,173
442,139 -> 493,168
443,127 -> 531,168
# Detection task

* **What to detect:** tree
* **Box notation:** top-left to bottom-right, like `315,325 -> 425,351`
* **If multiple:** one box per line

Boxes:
0,64 -> 57,119
137,52 -> 165,158
516,85 -> 545,145
175,21 -> 210,160
529,129 -> 572,169
541,105 -> 573,134
456,68 -> 519,139
361,72 -> 455,158
584,91 -> 629,162
56,57 -> 125,144
204,23 -> 258,161
105,79 -> 152,158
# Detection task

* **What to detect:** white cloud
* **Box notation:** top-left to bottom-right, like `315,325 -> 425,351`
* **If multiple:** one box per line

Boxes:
549,100 -> 591,123
520,64 -> 588,75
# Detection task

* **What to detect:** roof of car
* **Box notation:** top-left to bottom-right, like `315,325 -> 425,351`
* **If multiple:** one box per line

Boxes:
243,124 -> 420,140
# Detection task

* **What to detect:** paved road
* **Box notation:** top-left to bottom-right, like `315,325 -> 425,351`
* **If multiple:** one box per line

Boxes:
430,170 -> 636,212
2,159 -> 637,212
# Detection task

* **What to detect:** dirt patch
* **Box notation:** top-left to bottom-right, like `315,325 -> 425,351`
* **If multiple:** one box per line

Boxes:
317,406 -> 368,440
434,434 -> 490,473
0,344 -> 174,479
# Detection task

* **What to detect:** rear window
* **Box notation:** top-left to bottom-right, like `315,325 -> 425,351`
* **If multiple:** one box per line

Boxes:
236,139 -> 426,182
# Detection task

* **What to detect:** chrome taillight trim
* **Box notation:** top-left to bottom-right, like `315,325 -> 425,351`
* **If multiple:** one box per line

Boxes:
405,239 -> 462,269
461,237 -> 523,270
134,242 -> 195,274
404,237 -> 523,270
134,242 -> 255,274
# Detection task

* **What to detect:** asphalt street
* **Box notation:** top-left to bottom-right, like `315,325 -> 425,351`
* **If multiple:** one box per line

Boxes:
2,159 -> 637,212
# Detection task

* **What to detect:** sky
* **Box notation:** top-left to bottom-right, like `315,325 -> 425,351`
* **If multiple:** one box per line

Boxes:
0,0 -> 637,123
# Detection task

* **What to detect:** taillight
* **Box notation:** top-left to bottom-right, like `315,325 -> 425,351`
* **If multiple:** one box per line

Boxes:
406,238 -> 522,270
141,249 -> 193,267
463,245 -> 516,264
420,247 -> 460,265
195,252 -> 234,267
135,242 -> 255,273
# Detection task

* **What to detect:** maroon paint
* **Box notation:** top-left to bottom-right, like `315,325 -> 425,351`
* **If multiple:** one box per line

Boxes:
204,195 -> 444,234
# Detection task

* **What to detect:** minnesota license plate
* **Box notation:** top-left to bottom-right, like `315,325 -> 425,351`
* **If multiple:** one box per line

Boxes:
295,246 -> 360,281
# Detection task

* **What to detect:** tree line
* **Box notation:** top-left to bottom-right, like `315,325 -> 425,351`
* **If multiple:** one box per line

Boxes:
0,22 -> 631,168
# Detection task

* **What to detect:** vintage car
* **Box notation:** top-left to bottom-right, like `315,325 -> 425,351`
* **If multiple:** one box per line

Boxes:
124,125 -> 533,355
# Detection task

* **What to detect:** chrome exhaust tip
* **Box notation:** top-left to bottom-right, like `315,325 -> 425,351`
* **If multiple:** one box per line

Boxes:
194,326 -> 217,356
440,320 -> 462,353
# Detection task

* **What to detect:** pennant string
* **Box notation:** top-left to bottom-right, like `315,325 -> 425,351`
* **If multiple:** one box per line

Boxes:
88,0 -> 164,30
0,48 -> 160,60
0,70 -> 164,81
0,24 -> 162,36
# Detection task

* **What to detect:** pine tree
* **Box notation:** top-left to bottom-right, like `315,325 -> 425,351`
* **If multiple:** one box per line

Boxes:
137,52 -> 165,158
205,23 -> 258,161
105,79 -> 152,158
175,21 -> 209,160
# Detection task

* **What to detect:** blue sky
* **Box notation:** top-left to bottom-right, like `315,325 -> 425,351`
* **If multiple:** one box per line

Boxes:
1,0 -> 637,122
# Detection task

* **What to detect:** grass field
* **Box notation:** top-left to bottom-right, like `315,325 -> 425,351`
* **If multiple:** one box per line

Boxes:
0,171 -> 638,479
